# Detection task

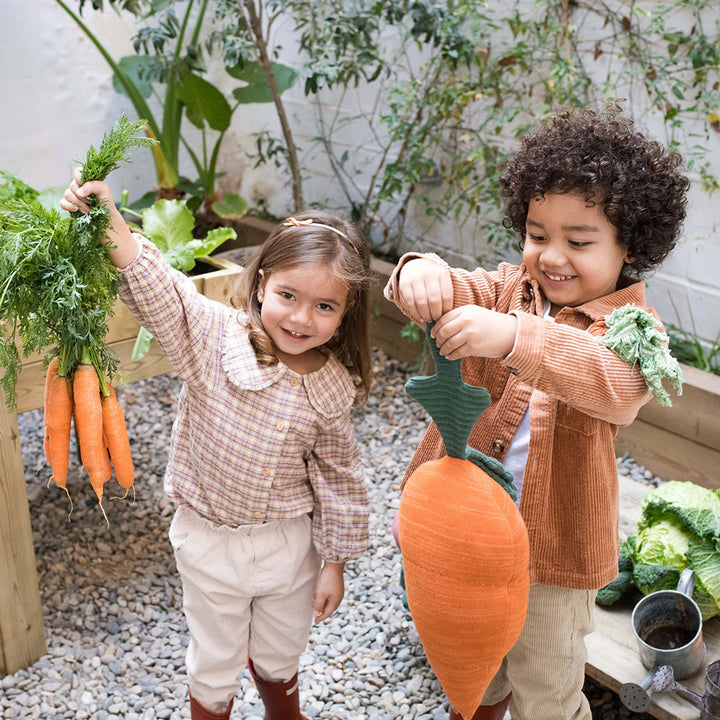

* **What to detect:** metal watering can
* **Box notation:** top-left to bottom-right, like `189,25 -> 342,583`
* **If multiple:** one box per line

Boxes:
632,568 -> 706,679
653,662 -> 720,719
619,569 -> 712,715
620,663 -> 720,717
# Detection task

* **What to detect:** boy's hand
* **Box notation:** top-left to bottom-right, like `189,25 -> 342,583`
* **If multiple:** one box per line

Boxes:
397,258 -> 453,322
432,306 -> 518,361
60,167 -> 115,219
312,562 -> 345,623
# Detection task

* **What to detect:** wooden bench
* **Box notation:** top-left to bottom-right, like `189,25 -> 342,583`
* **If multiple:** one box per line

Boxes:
0,259 -> 240,677
585,474 -> 719,719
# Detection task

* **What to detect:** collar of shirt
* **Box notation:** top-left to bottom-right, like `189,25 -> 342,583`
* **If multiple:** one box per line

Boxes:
221,312 -> 356,419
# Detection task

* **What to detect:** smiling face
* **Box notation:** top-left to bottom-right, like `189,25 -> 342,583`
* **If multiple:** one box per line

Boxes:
257,263 -> 349,372
523,192 -> 633,315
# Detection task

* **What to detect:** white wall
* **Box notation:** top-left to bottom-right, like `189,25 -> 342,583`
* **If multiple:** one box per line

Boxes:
2,0 -> 719,344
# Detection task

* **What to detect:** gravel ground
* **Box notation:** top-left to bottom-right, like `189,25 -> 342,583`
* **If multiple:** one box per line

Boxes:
4,349 -> 661,720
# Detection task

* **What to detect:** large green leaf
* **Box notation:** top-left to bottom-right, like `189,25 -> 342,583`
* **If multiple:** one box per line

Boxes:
112,55 -> 156,98
211,192 -> 249,221
35,186 -> 69,216
228,61 -> 298,104
140,198 -> 236,273
177,73 -> 232,132
193,227 -> 237,258
130,326 -> 153,361
141,199 -> 194,256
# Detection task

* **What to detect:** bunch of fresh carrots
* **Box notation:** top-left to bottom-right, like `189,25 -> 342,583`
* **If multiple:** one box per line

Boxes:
43,351 -> 134,522
0,115 -> 156,520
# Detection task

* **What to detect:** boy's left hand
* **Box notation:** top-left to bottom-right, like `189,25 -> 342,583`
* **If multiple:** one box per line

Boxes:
312,562 -> 345,623
432,306 -> 518,361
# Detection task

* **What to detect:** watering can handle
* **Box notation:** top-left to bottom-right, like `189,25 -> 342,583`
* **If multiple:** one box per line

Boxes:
677,568 -> 696,597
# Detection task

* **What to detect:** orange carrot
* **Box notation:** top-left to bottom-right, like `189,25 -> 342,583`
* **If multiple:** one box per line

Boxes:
43,356 -> 59,471
44,358 -> 73,498
73,363 -> 111,521
102,385 -> 134,495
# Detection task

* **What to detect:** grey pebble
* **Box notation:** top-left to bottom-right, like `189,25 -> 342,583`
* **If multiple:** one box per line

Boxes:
6,351 -> 642,719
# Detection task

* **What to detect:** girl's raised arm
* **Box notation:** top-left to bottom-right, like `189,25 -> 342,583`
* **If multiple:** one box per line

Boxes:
61,167 -> 139,269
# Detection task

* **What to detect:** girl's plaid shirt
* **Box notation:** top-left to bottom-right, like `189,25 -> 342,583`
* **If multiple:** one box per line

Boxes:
117,237 -> 369,562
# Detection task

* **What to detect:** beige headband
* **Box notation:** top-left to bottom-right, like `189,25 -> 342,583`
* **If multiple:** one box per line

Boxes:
283,216 -> 350,242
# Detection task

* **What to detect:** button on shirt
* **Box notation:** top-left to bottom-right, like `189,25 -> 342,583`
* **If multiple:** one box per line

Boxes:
117,237 -> 369,562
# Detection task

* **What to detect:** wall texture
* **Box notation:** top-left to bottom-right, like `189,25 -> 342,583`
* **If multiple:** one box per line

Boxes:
2,0 -> 718,345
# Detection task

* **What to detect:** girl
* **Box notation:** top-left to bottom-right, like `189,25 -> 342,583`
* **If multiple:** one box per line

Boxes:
384,106 -> 688,720
61,170 -> 372,720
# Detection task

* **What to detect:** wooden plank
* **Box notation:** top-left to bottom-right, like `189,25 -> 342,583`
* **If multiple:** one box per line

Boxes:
199,257 -> 243,305
0,260 -> 243,679
11,263 -> 243,415
636,364 -> 720,449
615,419 -> 720,490
0,394 -> 46,675
369,258 -> 424,364
586,474 -> 720,719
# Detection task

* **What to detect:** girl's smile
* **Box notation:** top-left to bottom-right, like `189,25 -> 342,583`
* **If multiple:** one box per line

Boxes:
523,192 -> 633,315
257,264 -> 349,372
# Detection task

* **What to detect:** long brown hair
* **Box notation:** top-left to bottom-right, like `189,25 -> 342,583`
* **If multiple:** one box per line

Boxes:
233,210 -> 373,405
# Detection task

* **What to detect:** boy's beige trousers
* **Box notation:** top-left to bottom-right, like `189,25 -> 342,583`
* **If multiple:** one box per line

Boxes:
169,506 -> 320,713
481,584 -> 597,720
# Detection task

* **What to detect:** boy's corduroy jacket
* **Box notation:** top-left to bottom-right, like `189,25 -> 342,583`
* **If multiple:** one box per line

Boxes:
385,253 -> 657,589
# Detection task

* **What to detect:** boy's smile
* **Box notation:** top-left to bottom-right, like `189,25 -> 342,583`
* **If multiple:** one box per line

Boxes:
523,192 -> 633,315
257,264 -> 348,372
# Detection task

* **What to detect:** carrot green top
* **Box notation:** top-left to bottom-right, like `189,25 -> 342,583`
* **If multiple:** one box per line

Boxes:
405,324 -> 516,500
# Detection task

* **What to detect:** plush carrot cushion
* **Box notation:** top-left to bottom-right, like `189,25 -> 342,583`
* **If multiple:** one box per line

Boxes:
399,456 -> 530,719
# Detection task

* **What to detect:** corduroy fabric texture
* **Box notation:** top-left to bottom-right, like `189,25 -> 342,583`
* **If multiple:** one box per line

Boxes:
385,253 -> 657,589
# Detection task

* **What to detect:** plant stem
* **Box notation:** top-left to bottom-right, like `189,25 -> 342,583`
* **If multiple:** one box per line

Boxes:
242,0 -> 304,210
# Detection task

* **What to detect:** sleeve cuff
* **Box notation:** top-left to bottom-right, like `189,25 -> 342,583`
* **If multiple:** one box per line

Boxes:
382,252 -> 450,325
501,310 -> 548,380
117,232 -> 147,274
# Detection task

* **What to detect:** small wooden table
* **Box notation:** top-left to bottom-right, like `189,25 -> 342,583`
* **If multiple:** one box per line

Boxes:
585,474 -> 720,720
0,259 -> 240,676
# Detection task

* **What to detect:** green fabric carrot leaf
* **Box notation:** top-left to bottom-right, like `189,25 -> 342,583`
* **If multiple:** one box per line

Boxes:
405,323 -> 516,499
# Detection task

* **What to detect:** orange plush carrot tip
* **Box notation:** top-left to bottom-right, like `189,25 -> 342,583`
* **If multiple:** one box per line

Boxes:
398,324 -> 529,720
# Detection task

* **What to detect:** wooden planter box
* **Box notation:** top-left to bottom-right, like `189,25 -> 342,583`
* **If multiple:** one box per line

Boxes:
0,257 -> 241,677
614,363 -> 720,490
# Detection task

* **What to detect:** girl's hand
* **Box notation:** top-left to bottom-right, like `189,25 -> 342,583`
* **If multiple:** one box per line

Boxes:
432,306 -> 518,361
60,167 -> 115,218
312,562 -> 345,623
397,258 -> 453,322
60,167 -> 138,269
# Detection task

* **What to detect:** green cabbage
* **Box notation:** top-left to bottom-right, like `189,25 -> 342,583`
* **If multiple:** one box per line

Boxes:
599,481 -> 720,620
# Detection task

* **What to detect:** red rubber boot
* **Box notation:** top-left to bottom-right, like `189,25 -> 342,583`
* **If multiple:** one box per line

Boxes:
248,657 -> 310,720
449,692 -> 511,720
189,692 -> 233,720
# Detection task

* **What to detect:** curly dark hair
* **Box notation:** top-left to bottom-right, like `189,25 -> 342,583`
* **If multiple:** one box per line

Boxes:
499,104 -> 690,276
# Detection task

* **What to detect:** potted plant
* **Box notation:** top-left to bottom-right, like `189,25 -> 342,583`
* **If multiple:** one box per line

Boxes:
54,0 -> 297,229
